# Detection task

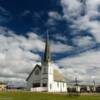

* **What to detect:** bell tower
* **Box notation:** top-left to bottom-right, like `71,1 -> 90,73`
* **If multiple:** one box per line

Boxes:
41,32 -> 53,92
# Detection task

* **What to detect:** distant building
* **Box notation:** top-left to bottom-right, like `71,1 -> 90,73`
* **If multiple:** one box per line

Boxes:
96,85 -> 100,92
67,83 -> 81,93
7,85 -> 25,90
79,85 -> 96,93
26,33 -> 67,92
0,82 -> 6,91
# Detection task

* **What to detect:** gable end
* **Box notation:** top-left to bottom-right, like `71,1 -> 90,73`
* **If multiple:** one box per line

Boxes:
26,64 -> 41,81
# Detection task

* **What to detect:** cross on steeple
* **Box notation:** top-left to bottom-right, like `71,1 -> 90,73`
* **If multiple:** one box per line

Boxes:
43,31 -> 51,63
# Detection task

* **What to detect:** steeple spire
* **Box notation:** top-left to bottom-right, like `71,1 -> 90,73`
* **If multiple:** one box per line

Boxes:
43,31 -> 51,63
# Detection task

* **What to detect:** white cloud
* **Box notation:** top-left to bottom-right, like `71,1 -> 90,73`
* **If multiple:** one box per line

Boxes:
48,11 -> 62,20
0,26 -> 42,82
52,33 -> 67,41
46,11 -> 62,26
20,32 -> 45,52
61,0 -> 100,43
51,41 -> 73,53
61,0 -> 82,20
72,35 -> 95,47
57,50 -> 100,83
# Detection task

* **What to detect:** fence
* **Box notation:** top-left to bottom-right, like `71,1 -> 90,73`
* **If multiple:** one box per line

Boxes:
31,87 -> 47,92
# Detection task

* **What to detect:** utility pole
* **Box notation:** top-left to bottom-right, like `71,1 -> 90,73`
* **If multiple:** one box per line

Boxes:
75,77 -> 80,95
93,80 -> 96,92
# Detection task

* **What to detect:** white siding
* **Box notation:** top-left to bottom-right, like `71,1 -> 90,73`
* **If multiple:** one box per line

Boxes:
47,63 -> 54,92
26,67 -> 41,90
53,81 -> 67,92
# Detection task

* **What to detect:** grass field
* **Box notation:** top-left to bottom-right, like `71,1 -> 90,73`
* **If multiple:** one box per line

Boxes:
0,91 -> 100,100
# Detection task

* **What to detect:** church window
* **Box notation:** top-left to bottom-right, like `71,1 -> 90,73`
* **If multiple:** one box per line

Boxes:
35,69 -> 39,75
50,84 -> 52,89
43,83 -> 47,87
57,82 -> 59,87
63,82 -> 64,87
33,83 -> 40,87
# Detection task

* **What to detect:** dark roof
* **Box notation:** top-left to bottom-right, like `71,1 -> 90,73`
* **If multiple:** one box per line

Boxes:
26,64 -> 41,81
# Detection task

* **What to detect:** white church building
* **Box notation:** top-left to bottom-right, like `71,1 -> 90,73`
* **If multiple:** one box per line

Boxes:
26,33 -> 67,92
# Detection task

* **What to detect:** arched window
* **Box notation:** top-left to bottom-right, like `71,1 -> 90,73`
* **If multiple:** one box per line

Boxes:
63,82 -> 65,87
35,69 -> 39,75
50,84 -> 52,89
57,82 -> 59,87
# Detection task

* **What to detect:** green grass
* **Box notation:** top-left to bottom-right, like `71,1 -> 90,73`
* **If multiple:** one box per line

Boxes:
0,91 -> 100,100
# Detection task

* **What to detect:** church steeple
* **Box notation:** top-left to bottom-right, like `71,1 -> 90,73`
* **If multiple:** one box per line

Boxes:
43,31 -> 51,63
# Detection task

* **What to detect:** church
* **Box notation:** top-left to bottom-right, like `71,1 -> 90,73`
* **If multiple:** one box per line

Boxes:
26,33 -> 67,92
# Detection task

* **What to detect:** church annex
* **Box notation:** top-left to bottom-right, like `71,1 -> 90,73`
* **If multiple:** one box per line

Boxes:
26,33 -> 67,92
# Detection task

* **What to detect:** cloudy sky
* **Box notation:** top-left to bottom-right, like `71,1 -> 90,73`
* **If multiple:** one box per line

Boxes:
0,0 -> 100,86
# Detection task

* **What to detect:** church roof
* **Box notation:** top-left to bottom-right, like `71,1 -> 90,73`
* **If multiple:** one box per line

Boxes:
54,69 -> 66,82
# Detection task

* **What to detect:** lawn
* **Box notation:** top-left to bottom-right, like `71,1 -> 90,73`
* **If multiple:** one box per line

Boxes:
0,91 -> 100,100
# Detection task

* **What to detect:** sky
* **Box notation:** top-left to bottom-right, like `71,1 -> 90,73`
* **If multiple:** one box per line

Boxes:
0,0 -> 100,86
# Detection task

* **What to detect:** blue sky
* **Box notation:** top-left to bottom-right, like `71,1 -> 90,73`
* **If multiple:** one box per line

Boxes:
0,0 -> 100,85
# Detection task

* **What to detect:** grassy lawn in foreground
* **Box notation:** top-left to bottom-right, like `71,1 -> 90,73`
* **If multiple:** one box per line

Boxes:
0,91 -> 100,100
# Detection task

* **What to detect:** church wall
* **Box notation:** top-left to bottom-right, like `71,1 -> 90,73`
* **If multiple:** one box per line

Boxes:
40,62 -> 54,92
26,66 -> 41,90
47,63 -> 54,92
53,81 -> 67,92
41,62 -> 48,86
